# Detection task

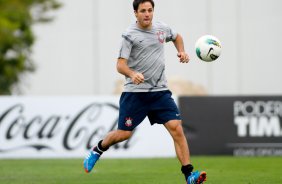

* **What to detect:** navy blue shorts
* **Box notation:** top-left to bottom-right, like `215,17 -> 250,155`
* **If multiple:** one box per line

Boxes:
118,90 -> 181,131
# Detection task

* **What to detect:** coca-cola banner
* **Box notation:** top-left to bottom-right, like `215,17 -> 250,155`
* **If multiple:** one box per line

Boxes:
179,96 -> 282,156
0,96 -> 174,158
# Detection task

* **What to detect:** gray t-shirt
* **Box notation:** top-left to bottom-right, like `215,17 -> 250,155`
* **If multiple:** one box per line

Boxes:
118,21 -> 177,92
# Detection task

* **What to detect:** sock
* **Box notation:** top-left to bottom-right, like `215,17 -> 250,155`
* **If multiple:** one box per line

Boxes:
92,140 -> 109,155
181,164 -> 194,180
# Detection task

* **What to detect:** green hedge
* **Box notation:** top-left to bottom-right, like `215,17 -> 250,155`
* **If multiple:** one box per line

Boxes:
0,0 -> 61,95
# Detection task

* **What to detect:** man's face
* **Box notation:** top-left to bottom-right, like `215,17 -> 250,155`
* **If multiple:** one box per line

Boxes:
135,2 -> 154,29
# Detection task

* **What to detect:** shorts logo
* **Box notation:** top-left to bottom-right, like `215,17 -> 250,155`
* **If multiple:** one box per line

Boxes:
125,117 -> 133,127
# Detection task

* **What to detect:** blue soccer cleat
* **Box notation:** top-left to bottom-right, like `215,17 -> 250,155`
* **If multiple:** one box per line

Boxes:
83,149 -> 100,173
187,171 -> 207,184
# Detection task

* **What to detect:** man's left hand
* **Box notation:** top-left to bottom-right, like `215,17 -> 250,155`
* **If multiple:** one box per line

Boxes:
177,52 -> 190,63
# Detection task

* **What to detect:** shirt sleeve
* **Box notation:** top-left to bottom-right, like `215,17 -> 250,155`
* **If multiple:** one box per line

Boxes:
160,22 -> 177,42
118,33 -> 133,59
165,26 -> 177,42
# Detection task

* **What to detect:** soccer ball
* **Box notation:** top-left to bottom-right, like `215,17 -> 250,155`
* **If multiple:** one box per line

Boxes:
195,35 -> 222,62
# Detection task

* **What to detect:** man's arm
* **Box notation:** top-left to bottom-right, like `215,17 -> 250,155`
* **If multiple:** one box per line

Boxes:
117,58 -> 144,85
173,34 -> 190,63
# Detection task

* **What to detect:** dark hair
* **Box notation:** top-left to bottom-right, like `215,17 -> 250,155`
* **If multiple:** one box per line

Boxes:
133,0 -> 155,11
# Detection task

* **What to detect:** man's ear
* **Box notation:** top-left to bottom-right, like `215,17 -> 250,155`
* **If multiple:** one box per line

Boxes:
134,10 -> 137,18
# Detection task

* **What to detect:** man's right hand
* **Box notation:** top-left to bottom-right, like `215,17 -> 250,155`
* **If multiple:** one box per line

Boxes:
131,72 -> 144,85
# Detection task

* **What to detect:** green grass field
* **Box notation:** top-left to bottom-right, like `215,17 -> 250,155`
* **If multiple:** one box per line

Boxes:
0,156 -> 281,184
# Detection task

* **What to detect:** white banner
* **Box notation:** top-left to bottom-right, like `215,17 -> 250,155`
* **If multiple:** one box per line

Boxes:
0,96 -> 175,159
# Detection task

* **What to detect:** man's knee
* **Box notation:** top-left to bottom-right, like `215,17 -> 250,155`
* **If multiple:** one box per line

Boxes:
166,120 -> 183,131
103,130 -> 133,147
165,120 -> 185,137
116,130 -> 133,141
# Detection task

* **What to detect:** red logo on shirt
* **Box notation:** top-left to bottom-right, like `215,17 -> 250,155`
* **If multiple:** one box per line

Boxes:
157,31 -> 165,43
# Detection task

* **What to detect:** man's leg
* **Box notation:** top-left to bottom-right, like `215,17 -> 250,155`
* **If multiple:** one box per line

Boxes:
164,120 -> 206,183
101,130 -> 133,148
164,120 -> 191,166
84,130 -> 132,173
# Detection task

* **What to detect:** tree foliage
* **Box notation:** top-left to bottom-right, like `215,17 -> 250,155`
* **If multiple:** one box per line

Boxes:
0,0 -> 61,95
